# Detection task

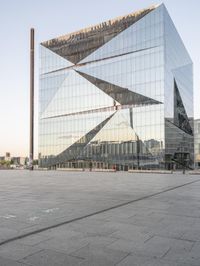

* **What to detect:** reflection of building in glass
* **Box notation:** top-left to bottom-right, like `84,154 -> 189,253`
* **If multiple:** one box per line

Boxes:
194,119 -> 200,169
39,4 -> 194,170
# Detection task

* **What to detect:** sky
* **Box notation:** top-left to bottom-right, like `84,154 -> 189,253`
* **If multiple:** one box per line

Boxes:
0,0 -> 199,157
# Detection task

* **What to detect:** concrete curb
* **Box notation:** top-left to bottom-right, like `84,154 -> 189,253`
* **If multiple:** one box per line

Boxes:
128,170 -> 173,174
57,168 -> 116,172
189,171 -> 200,175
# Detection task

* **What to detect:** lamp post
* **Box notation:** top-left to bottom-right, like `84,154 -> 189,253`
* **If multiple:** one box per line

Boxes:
30,28 -> 34,170
136,135 -> 140,169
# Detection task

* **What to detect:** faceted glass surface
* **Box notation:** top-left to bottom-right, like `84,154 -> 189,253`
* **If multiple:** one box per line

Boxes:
39,4 -> 194,169
163,4 -> 194,168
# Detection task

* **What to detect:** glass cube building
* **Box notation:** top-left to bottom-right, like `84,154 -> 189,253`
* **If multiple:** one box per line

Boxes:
39,4 -> 194,170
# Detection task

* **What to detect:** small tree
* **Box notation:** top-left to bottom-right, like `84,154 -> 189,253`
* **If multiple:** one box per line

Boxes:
33,160 -> 38,165
0,160 -> 11,167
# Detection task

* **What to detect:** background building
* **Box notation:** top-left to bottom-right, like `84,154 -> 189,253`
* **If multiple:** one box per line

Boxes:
39,4 -> 194,170
5,152 -> 11,162
12,157 -> 27,166
0,153 -> 11,162
0,154 -> 27,168
194,119 -> 200,169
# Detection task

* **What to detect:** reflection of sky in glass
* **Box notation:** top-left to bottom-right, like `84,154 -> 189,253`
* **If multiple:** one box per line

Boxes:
38,3 -> 194,168
41,69 -> 114,119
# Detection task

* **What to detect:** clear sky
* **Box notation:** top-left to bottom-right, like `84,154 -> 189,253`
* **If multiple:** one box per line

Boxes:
0,0 -> 199,157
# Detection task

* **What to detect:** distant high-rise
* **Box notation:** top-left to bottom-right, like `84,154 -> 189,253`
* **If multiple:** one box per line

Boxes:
39,4 -> 194,170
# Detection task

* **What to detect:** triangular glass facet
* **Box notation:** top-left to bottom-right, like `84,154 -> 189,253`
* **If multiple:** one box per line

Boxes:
41,6 -> 156,64
49,112 -> 116,164
174,79 -> 193,135
41,70 -> 115,119
40,46 -> 73,74
80,5 -> 163,64
40,70 -> 69,115
76,70 -> 161,107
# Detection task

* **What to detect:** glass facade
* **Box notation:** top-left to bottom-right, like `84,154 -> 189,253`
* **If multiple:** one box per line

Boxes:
39,4 -> 194,170
163,5 -> 194,169
194,119 -> 200,169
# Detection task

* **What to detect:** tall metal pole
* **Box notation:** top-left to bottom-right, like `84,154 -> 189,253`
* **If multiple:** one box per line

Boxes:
30,28 -> 34,170
136,135 -> 140,170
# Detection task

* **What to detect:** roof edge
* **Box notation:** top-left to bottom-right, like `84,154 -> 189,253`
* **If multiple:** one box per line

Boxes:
41,4 -> 158,45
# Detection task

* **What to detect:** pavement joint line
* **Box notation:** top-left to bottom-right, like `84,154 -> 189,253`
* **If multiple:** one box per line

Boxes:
161,247 -> 171,259
115,252 -> 131,265
144,234 -> 154,244
0,177 -> 199,247
19,249 -> 44,261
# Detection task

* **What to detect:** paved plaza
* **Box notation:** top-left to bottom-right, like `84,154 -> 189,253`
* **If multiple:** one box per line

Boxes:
0,170 -> 200,265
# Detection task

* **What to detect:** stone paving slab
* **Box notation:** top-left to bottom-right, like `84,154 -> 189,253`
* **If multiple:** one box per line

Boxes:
0,256 -> 28,266
22,249 -> 84,266
0,170 -> 199,265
